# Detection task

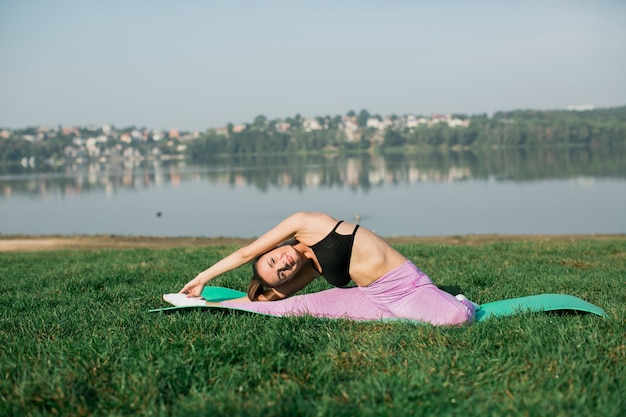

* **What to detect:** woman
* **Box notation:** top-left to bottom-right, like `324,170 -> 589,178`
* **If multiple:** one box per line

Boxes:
177,212 -> 476,326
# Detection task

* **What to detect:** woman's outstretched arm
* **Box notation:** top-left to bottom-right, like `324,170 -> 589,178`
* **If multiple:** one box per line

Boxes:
178,247 -> 256,297
179,212 -> 312,297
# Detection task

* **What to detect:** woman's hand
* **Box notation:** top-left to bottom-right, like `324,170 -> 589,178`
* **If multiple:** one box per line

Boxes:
179,276 -> 206,297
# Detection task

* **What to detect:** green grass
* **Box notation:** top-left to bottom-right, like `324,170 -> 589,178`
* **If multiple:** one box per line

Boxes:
1,239 -> 624,416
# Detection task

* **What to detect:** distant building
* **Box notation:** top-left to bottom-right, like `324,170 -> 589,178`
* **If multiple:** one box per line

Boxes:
303,118 -> 322,132
61,126 -> 80,136
366,117 -> 385,130
406,115 -> 419,128
180,131 -> 200,141
567,104 -> 594,111
215,127 -> 229,136
152,129 -> 164,141
131,130 -> 143,141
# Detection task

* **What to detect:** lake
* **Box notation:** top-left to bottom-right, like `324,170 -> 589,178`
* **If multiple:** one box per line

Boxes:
1,147 -> 625,238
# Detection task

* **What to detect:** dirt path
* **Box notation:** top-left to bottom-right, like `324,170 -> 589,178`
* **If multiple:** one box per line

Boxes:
1,234 -> 623,252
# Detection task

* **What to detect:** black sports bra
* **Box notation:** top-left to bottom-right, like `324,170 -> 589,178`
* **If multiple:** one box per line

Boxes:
310,221 -> 360,287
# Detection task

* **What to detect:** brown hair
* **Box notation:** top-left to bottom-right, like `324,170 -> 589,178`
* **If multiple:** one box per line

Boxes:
247,256 -> 269,301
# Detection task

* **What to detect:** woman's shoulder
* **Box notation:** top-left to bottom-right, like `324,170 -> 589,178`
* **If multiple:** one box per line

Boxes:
289,212 -> 338,225
289,212 -> 340,243
292,211 -> 335,219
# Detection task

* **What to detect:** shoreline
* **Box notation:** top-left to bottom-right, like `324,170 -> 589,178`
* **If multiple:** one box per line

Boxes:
1,233 -> 624,252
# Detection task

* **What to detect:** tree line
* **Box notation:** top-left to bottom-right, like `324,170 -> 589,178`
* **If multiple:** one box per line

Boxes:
186,106 -> 626,161
1,106 -> 625,166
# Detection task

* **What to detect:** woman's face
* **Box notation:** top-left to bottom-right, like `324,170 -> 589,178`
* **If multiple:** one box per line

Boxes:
255,245 -> 303,287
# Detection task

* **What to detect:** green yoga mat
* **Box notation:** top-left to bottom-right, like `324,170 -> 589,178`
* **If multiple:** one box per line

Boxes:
149,286 -> 608,321
475,293 -> 607,321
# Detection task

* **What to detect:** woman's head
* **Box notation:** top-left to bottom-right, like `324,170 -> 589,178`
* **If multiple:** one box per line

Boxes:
247,243 -> 304,300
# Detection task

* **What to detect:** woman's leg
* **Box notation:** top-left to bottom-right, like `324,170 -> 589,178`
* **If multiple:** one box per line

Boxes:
385,283 -> 474,325
360,261 -> 475,326
220,286 -> 392,320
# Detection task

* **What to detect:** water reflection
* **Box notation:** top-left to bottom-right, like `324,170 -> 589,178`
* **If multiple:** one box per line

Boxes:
1,147 -> 625,200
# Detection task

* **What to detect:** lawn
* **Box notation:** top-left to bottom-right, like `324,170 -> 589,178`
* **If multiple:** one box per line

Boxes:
1,238 -> 624,416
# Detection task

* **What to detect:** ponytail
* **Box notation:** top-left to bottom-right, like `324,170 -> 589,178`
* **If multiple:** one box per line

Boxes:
247,254 -> 270,301
247,277 -> 265,301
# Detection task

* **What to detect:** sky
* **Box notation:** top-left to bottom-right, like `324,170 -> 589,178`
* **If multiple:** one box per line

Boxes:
1,0 -> 625,132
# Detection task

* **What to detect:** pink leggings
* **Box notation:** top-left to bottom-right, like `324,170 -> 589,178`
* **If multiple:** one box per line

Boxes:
221,261 -> 474,326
